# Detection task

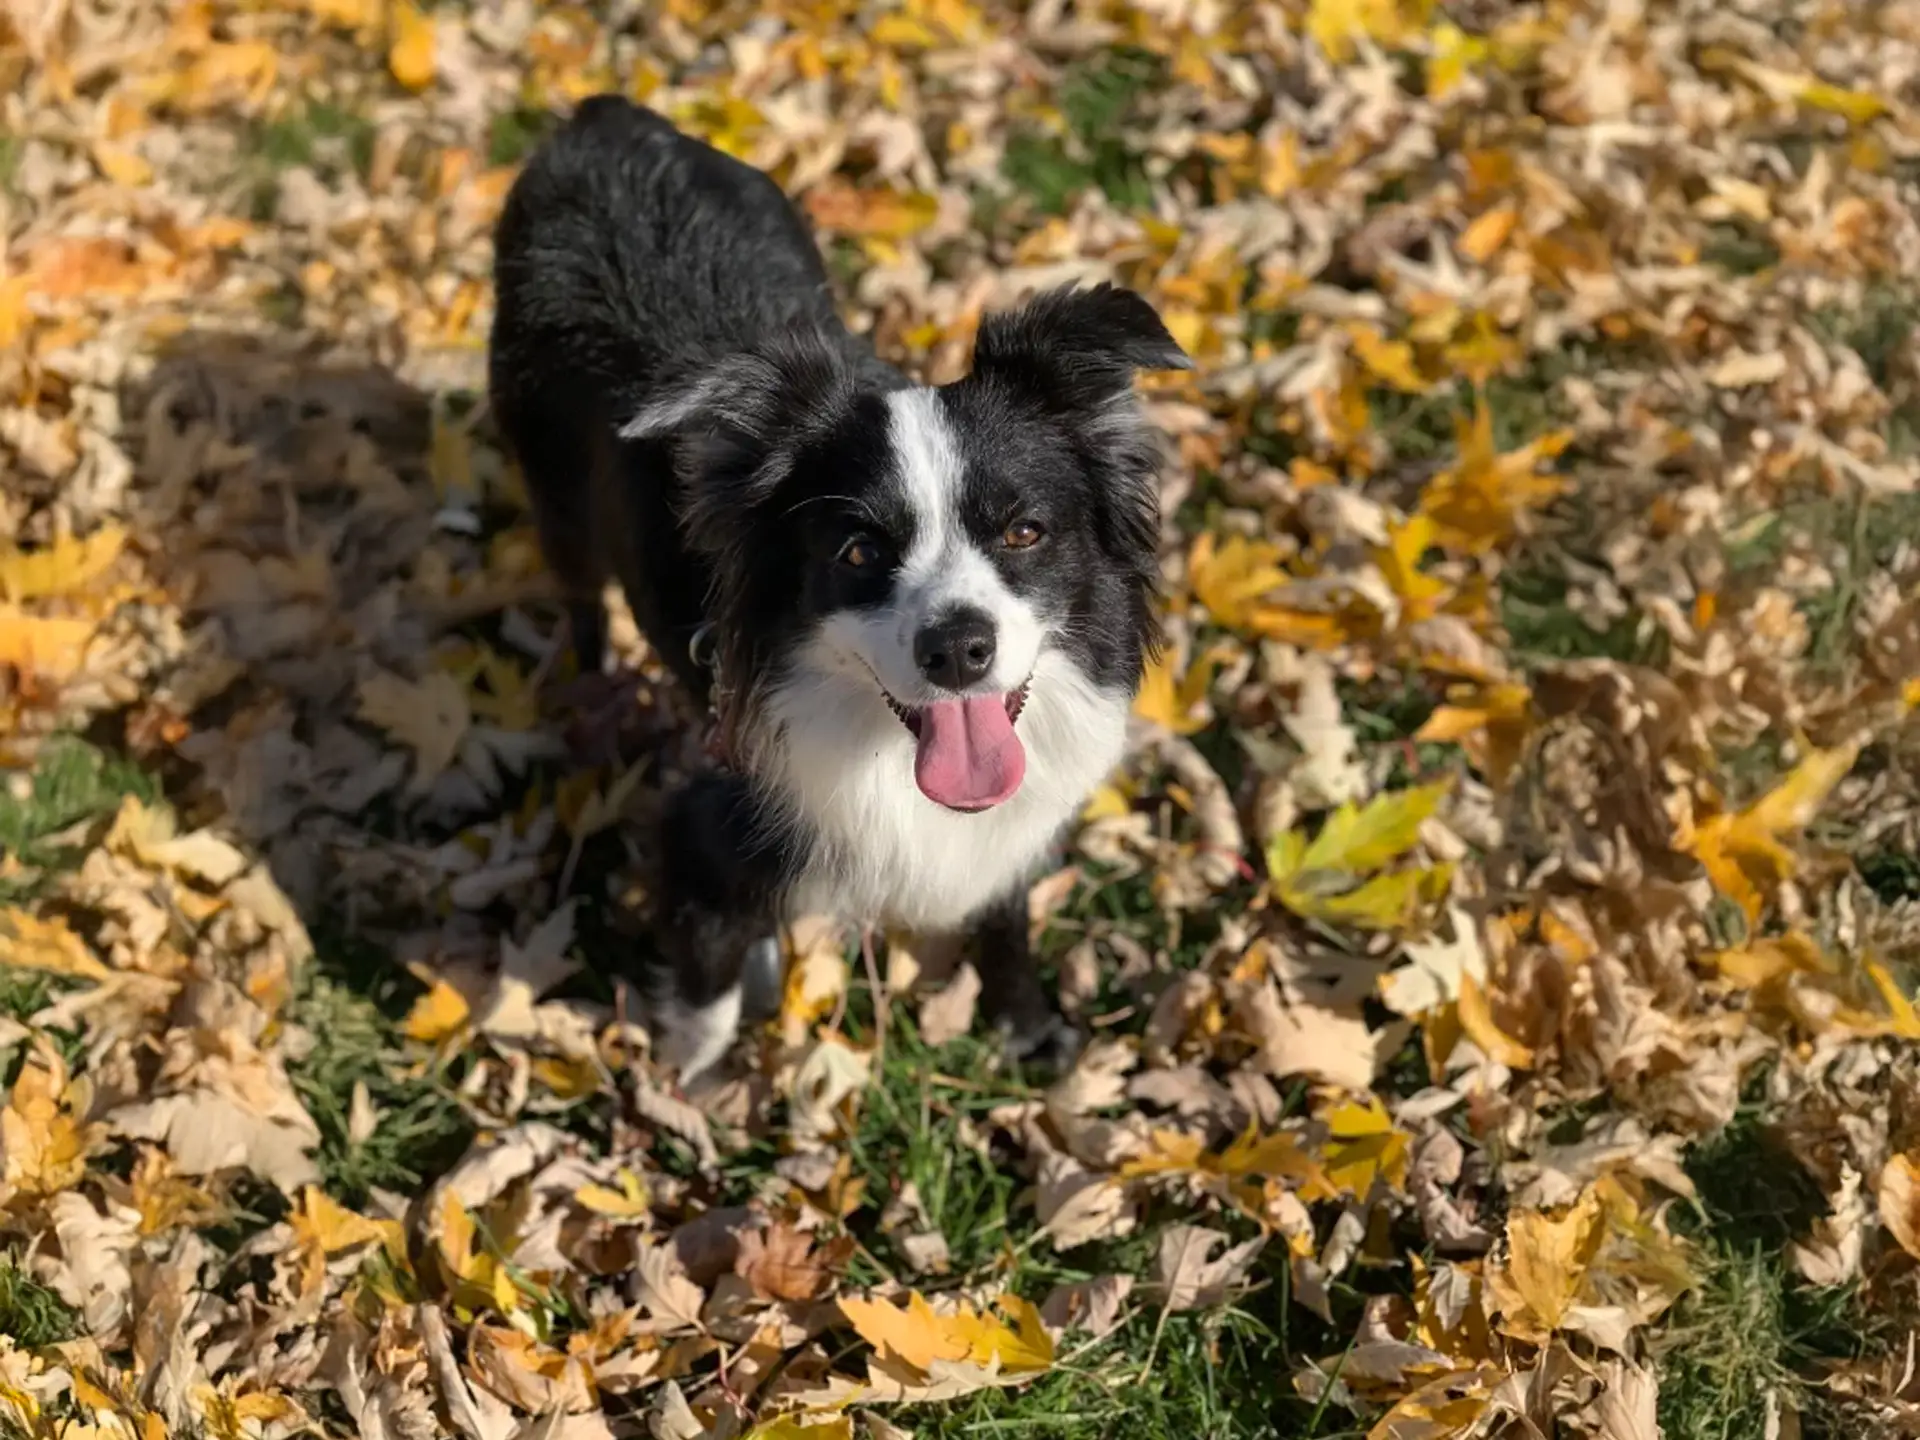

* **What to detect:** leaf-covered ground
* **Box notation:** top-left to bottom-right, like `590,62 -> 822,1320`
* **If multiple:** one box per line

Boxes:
4,2 -> 1920,1437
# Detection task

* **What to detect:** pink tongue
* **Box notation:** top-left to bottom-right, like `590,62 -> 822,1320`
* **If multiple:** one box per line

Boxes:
914,694 -> 1027,811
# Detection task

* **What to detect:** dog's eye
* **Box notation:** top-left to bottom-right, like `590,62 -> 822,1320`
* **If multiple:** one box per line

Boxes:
839,537 -> 884,569
1004,519 -> 1045,550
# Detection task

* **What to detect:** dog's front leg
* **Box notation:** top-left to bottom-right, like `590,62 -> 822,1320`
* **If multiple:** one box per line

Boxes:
971,888 -> 1083,1071
647,772 -> 786,1083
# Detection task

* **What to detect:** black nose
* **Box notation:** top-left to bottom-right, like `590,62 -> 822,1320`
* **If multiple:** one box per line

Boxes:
914,610 -> 997,690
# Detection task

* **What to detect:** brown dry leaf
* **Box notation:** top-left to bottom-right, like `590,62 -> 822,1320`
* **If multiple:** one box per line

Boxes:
735,1221 -> 845,1302
916,962 -> 980,1046
633,1243 -> 707,1332
357,669 -> 472,791
1148,1226 -> 1266,1313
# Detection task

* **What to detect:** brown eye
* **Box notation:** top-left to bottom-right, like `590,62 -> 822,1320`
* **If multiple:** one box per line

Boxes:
840,537 -> 883,569
1004,520 -> 1045,550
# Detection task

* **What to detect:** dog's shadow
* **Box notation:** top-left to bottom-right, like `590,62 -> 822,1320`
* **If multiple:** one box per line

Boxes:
113,328 -> 695,983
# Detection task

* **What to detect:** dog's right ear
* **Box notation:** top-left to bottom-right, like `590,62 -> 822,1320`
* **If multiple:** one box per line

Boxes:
620,331 -> 856,552
969,282 -> 1191,412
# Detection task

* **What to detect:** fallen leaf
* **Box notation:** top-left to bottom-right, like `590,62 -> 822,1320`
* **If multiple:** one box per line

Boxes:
1148,1226 -> 1266,1312
0,908 -> 110,981
916,962 -> 980,1046
388,0 -> 436,90
0,526 -> 127,602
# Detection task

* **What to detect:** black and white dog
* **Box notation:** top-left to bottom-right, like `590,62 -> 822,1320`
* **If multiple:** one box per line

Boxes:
489,96 -> 1189,1079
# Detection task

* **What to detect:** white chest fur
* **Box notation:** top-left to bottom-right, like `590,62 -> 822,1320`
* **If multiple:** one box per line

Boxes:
757,646 -> 1129,934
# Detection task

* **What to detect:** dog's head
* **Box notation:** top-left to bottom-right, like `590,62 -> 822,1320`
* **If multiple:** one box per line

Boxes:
622,283 -> 1189,814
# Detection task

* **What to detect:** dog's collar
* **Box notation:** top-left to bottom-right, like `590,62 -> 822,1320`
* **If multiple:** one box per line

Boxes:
689,622 -> 735,770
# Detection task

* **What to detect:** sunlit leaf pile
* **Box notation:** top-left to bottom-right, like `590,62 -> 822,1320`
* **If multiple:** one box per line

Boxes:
3,1 -> 1920,1437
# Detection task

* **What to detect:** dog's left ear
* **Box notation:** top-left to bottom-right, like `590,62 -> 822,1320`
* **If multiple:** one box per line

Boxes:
969,282 -> 1191,411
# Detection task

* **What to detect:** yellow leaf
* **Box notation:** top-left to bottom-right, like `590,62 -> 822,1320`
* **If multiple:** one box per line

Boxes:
1879,1153 -> 1920,1261
0,1040 -> 97,1210
1418,404 -> 1571,554
1865,960 -> 1920,1040
1306,868 -> 1435,930
1796,79 -> 1889,124
1374,513 -> 1450,624
575,1168 -> 650,1218
0,607 -> 96,681
92,142 -> 153,187
953,1294 -> 1055,1372
1457,971 -> 1534,1068
438,1190 -> 479,1279
1134,646 -> 1225,735
1297,779 -> 1452,876
1427,21 -> 1489,98
1307,0 -> 1433,63
745,1418 -> 855,1440
404,978 -> 470,1043
1188,532 -> 1290,634
1314,1096 -> 1410,1200
839,1291 -> 970,1370
1686,740 -> 1861,922
0,907 -> 110,981
295,1186 -> 400,1255
1348,324 -> 1427,393
388,0 -> 436,91
1487,1188 -> 1606,1341
1415,682 -> 1531,788
1457,205 -> 1518,263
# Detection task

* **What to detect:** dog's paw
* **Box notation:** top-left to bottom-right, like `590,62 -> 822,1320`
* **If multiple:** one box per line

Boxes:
998,1010 -> 1085,1074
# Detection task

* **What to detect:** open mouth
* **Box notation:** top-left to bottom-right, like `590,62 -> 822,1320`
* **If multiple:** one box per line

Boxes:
880,677 -> 1030,737
872,675 -> 1032,813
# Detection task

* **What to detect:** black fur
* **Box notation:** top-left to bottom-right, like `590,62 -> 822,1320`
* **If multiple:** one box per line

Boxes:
489,95 -> 1187,1074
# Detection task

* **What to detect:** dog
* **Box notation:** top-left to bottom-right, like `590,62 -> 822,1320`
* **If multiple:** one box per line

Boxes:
488,95 -> 1190,1080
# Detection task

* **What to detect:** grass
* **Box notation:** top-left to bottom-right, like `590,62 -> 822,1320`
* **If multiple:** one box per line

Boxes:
1657,1100 -> 1891,1440
1000,48 -> 1161,216
284,927 -> 474,1208
0,1260 -> 80,1346
0,735 -> 160,885
238,98 -> 378,219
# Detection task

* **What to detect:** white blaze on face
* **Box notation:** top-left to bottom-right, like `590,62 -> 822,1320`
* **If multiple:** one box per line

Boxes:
836,386 -> 1046,704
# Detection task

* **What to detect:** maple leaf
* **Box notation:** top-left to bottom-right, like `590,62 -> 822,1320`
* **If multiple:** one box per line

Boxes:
1187,532 -> 1345,647
357,669 -> 472,792
1416,682 -> 1531,788
0,1040 -> 100,1212
1347,323 -> 1428,393
0,907 -> 110,981
734,1220 -> 849,1302
1417,402 -> 1572,555
0,526 -> 127,602
838,1291 -> 1053,1376
1878,1154 -> 1920,1262
1685,739 -> 1862,922
1485,1187 -> 1607,1343
1309,1096 -> 1411,1202
0,607 -> 96,682
1134,645 -> 1226,735
575,1167 -> 650,1219
1267,780 -> 1454,930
